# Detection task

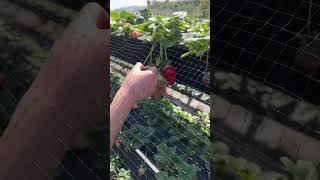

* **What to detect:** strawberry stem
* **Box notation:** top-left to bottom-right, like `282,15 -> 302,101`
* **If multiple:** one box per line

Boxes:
143,42 -> 155,65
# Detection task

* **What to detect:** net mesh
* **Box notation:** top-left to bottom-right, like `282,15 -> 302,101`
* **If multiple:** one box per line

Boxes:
213,0 -> 320,178
110,60 -> 210,179
110,1 -> 210,179
0,0 -> 107,179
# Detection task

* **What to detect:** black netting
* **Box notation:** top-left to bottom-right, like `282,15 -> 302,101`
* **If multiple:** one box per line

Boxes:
213,0 -> 320,179
110,60 -> 210,180
110,2 -> 210,179
0,0 -> 108,179
110,35 -> 210,94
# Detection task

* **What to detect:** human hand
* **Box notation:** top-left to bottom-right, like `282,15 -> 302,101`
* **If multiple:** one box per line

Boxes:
121,62 -> 158,103
0,3 -> 109,179
20,2 -> 109,134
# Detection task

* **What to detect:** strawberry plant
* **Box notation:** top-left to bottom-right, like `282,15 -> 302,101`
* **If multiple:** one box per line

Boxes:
118,124 -> 155,150
280,157 -> 318,180
211,141 -> 320,180
110,155 -> 133,180
111,9 -> 210,89
154,143 -> 199,179
155,171 -> 176,180
111,60 -> 210,179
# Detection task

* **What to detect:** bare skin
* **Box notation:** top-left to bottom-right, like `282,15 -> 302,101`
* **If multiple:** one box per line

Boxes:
0,3 -> 108,179
110,63 -> 158,148
0,2 -> 158,179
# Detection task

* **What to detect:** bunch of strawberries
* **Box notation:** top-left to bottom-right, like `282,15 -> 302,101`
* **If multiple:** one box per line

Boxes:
131,30 -> 177,91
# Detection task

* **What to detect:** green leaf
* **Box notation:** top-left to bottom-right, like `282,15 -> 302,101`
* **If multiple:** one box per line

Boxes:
155,171 -> 176,180
280,157 -> 295,170
119,11 -> 135,24
110,11 -> 120,21
213,142 -> 230,155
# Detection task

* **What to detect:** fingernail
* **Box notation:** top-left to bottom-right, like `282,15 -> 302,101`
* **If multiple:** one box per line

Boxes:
97,9 -> 109,29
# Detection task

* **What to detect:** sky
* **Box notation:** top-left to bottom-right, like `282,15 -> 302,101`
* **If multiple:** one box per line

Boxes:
110,0 -> 147,10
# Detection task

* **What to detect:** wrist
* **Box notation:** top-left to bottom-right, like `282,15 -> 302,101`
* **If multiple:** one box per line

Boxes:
116,85 -> 137,108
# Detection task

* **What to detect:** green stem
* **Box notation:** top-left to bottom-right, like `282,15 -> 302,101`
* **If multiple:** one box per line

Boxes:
160,44 -> 163,67
164,47 -> 168,65
144,43 -> 155,65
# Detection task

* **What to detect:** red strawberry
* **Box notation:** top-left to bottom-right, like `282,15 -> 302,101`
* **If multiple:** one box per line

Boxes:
132,31 -> 140,38
161,66 -> 176,85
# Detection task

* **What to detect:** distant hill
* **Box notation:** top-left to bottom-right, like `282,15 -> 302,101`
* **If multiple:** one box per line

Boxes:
115,6 -> 147,12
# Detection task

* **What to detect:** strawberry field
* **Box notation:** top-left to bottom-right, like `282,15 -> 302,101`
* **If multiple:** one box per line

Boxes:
212,0 -> 320,179
109,8 -> 211,180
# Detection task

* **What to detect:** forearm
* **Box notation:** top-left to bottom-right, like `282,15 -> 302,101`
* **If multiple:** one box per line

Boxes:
0,3 -> 108,179
0,49 -> 108,179
110,86 -> 135,148
0,71 -> 79,179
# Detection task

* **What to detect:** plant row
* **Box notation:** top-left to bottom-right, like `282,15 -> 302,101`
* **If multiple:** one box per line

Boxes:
111,69 -> 210,179
213,70 -> 320,132
212,141 -> 319,180
110,9 -> 210,65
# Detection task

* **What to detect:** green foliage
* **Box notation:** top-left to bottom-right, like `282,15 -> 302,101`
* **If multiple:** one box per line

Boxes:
280,157 -> 318,180
110,9 -> 210,65
118,124 -> 155,149
154,143 -> 199,179
173,83 -> 210,103
110,155 -> 133,180
138,9 -> 152,19
111,11 -> 121,21
181,36 -> 210,58
215,70 -> 320,125
110,70 -> 209,179
140,98 -> 209,136
182,20 -> 210,58
212,142 -> 320,180
150,1 -> 209,19
199,0 -> 210,17
116,169 -> 132,180
144,14 -> 190,67
119,11 -> 136,24
155,171 -> 176,180
110,70 -> 124,101
212,142 -> 280,180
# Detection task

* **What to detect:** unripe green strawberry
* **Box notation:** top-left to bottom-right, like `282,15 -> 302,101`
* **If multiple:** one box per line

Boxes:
138,165 -> 145,176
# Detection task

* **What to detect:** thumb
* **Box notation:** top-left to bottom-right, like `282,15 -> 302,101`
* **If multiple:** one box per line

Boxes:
147,66 -> 157,75
140,66 -> 157,76
133,62 -> 144,71
47,2 -> 108,76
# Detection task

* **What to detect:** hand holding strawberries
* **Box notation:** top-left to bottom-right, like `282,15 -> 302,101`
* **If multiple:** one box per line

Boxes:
121,62 -> 158,103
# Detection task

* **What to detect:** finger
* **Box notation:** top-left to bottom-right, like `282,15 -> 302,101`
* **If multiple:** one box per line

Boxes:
97,9 -> 109,29
51,2 -> 107,53
140,66 -> 157,76
147,66 -> 157,75
46,2 -> 108,82
133,62 -> 144,71
71,2 -> 105,31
